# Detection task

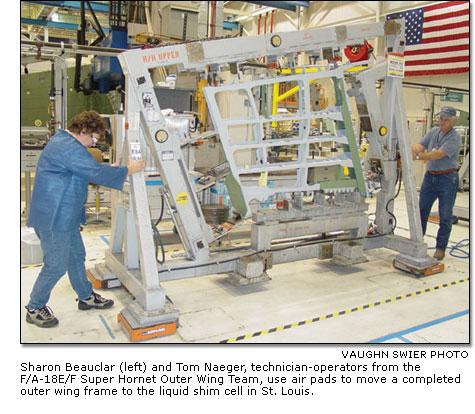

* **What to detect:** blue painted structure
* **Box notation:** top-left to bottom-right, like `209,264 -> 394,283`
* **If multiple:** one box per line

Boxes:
92,28 -> 127,93
21,17 -> 110,33
223,21 -> 239,30
244,1 -> 309,12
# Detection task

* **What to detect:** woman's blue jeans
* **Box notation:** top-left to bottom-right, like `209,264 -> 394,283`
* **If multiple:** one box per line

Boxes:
27,228 -> 93,311
419,171 -> 459,251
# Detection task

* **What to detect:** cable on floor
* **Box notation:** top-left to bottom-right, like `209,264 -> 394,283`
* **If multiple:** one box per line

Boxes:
151,195 -> 166,264
448,239 -> 469,259
426,238 -> 469,259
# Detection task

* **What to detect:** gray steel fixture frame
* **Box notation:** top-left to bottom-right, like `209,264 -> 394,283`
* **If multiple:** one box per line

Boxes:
89,20 -> 438,334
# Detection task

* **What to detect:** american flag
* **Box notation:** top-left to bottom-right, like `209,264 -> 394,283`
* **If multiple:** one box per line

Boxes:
386,1 -> 469,76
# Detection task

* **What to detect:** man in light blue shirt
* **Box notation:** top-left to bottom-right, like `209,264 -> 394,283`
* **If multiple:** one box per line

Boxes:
25,111 -> 145,328
412,106 -> 461,261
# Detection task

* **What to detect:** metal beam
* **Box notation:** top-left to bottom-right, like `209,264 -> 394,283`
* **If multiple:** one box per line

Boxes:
244,1 -> 309,12
22,1 -> 110,14
223,7 -> 251,17
21,39 -> 124,57
21,17 -> 110,33
354,1 -> 377,15
25,5 -> 58,41
381,1 -> 439,17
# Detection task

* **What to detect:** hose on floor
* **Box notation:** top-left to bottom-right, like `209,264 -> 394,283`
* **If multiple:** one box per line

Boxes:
427,238 -> 469,259
448,238 -> 469,259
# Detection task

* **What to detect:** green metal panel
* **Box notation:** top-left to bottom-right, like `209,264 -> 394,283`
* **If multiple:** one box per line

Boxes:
319,179 -> 357,190
332,76 -> 367,197
21,65 -> 113,127
261,84 -> 269,118
225,173 -> 248,216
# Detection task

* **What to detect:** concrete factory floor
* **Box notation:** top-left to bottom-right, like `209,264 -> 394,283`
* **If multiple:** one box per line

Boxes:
20,190 -> 470,344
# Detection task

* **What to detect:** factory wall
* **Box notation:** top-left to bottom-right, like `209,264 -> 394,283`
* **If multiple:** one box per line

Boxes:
402,73 -> 469,122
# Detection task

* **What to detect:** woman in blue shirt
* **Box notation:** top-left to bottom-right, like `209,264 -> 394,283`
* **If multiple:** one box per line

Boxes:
25,111 -> 145,328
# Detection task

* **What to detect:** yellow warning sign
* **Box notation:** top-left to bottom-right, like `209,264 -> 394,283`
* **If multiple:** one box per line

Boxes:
387,53 -> 404,78
176,192 -> 188,206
